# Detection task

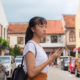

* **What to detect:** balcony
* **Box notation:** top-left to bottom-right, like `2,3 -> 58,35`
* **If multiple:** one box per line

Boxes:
66,41 -> 76,46
40,42 -> 65,47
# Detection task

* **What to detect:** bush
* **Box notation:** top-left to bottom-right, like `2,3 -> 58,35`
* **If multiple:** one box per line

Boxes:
9,45 -> 22,57
0,37 -> 8,55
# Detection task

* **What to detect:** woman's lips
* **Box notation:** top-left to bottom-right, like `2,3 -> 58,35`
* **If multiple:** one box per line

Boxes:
43,33 -> 46,35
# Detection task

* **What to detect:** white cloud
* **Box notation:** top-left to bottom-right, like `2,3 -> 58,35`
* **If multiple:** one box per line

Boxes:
62,0 -> 80,14
2,0 -> 80,22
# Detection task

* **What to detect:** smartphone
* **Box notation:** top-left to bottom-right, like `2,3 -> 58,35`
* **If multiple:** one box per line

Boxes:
53,48 -> 61,55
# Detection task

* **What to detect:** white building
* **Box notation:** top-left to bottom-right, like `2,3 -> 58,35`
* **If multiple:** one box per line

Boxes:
40,20 -> 65,56
8,20 -> 65,56
0,0 -> 8,40
63,15 -> 76,56
8,23 -> 28,51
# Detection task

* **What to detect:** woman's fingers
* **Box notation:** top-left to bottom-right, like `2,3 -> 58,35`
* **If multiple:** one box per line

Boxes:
59,48 -> 64,54
55,48 -> 64,56
54,48 -> 61,54
55,48 -> 64,54
53,48 -> 64,59
57,48 -> 64,56
57,48 -> 64,53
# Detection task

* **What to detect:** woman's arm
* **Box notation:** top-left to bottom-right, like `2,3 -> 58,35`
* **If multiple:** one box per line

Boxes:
26,48 -> 63,78
25,51 -> 51,78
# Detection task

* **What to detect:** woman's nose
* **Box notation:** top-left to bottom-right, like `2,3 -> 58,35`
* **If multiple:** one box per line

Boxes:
43,27 -> 47,31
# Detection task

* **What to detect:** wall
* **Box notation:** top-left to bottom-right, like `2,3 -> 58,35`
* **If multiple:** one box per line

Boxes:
8,34 -> 25,48
76,4 -> 80,48
0,0 -> 8,40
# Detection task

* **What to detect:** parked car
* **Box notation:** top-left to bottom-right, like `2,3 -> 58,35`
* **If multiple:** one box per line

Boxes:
15,58 -> 22,67
0,61 -> 6,80
60,56 -> 70,62
75,58 -> 80,77
0,56 -> 16,78
61,57 -> 70,70
16,56 -> 23,59
68,57 -> 78,73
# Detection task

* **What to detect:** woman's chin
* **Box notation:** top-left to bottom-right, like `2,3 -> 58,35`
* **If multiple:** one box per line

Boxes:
42,35 -> 46,38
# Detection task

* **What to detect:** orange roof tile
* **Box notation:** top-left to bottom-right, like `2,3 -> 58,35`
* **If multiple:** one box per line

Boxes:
63,15 -> 75,28
46,20 -> 64,34
8,23 -> 28,34
8,20 -> 64,35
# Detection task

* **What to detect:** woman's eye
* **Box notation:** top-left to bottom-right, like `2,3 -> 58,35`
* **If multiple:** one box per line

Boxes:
40,25 -> 43,27
39,25 -> 47,28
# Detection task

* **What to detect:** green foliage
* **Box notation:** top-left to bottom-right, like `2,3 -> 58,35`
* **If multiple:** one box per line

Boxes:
10,52 -> 15,56
0,37 -> 22,57
0,37 -> 2,43
2,39 -> 8,49
9,45 -> 22,57
0,37 -> 8,51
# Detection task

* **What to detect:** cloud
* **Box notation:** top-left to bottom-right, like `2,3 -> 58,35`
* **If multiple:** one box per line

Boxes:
62,0 -> 80,14
2,0 -> 80,22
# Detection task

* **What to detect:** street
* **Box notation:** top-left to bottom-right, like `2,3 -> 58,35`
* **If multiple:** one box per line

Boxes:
48,66 -> 80,80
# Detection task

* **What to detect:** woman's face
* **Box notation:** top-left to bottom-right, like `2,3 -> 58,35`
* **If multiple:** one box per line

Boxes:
33,24 -> 47,38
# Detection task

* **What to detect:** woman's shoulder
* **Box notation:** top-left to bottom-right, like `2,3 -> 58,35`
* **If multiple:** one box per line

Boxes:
25,40 -> 36,47
24,40 -> 36,49
23,40 -> 36,56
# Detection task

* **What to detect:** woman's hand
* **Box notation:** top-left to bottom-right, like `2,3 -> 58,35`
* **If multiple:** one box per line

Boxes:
48,48 -> 64,64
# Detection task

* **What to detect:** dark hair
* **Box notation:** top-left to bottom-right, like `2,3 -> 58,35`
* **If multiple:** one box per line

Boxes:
25,16 -> 47,44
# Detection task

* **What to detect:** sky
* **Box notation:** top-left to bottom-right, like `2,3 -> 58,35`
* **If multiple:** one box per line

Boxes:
2,0 -> 80,22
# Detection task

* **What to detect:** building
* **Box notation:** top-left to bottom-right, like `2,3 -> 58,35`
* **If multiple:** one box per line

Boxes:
63,15 -> 76,56
40,20 -> 65,56
75,4 -> 80,48
0,0 -> 8,39
8,23 -> 28,51
8,20 -> 65,56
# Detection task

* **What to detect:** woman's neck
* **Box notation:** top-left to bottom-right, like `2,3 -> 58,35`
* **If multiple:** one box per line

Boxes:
32,37 -> 41,44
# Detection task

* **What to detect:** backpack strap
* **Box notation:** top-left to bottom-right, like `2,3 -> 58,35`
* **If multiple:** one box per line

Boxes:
21,42 -> 37,65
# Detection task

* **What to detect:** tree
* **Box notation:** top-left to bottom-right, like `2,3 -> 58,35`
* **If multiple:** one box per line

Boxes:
9,46 -> 14,56
1,39 -> 8,50
0,37 -> 2,43
9,45 -> 22,57
0,37 -> 8,55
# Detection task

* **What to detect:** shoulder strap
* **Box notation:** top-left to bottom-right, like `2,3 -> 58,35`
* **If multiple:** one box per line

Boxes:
21,42 -> 37,65
28,42 -> 37,57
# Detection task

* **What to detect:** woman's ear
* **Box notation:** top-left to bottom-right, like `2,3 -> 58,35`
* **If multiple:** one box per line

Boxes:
31,27 -> 35,32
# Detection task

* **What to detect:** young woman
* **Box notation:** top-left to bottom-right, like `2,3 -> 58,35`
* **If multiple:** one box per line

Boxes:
23,16 -> 64,80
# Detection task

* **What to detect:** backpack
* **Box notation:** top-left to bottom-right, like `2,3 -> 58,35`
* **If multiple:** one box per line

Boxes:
11,42 -> 37,80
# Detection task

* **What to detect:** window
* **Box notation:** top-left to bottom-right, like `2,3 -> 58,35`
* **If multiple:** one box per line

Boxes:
40,38 -> 46,43
17,37 -> 24,44
69,31 -> 75,42
58,35 -> 63,43
51,35 -> 57,43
